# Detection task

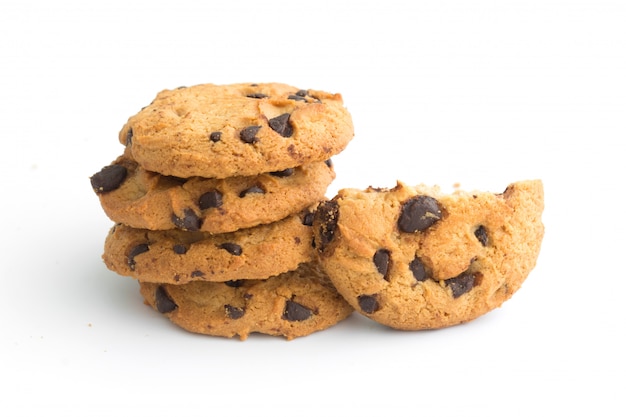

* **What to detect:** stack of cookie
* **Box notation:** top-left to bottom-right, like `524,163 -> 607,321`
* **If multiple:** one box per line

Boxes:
90,83 -> 356,340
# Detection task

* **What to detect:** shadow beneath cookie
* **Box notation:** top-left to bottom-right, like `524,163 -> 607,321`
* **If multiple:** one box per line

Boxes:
322,308 -> 505,339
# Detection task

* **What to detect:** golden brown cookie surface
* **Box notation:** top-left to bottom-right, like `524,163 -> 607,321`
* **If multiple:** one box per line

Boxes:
119,83 -> 354,178
139,262 -> 354,340
313,180 -> 544,330
103,209 -> 317,284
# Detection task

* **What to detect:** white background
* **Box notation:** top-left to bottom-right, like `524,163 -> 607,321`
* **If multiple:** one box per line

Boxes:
1,0 -> 624,415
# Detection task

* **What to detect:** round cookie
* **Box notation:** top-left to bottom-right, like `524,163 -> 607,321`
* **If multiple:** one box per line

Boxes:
139,262 -> 354,340
119,83 -> 354,178
313,180 -> 544,330
103,208 -> 318,284
91,154 -> 335,234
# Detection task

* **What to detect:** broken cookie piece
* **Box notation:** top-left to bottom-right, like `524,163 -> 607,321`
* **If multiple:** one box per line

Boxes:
313,180 -> 544,330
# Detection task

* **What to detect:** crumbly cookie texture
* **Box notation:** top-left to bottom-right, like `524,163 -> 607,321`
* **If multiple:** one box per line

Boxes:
91,154 -> 335,234
139,262 -> 354,340
313,180 -> 544,330
119,83 -> 354,178
102,208 -> 318,284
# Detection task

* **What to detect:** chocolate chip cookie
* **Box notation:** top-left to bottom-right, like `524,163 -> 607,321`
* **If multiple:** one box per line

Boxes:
119,83 -> 354,178
313,180 -> 544,330
139,262 -> 354,340
91,154 -> 335,234
103,208 -> 318,284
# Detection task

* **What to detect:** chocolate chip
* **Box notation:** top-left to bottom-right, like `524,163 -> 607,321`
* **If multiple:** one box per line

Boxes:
398,195 -> 442,233
325,159 -> 333,168
173,244 -> 187,254
90,164 -> 128,194
191,270 -> 205,278
172,208 -> 201,231
155,286 -> 177,313
225,305 -> 245,319
246,93 -> 268,99
127,243 -> 149,271
373,249 -> 391,281
239,185 -> 265,197
125,128 -> 133,145
270,168 -> 295,177
301,211 -> 315,226
198,190 -> 223,210
219,242 -> 242,256
287,90 -> 309,101
474,225 -> 488,246
240,126 -> 262,143
282,300 -> 313,321
209,131 -> 222,142
224,280 -> 244,288
357,294 -> 380,314
315,200 -> 339,251
268,113 -> 294,137
409,256 -> 428,282
446,271 -> 476,298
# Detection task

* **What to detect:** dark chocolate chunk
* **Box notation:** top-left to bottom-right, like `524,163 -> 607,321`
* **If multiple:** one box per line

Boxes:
373,249 -> 391,281
409,256 -> 428,282
282,300 -> 313,321
288,90 -> 309,101
398,195 -> 442,233
225,305 -> 245,319
172,208 -> 201,231
474,225 -> 488,246
268,113 -> 294,137
219,242 -> 242,256
240,126 -> 262,143
325,159 -> 333,168
357,294 -> 380,314
209,131 -> 222,142
125,128 -> 133,145
238,185 -> 265,197
90,164 -> 128,194
301,211 -> 315,227
155,286 -> 177,313
246,93 -> 268,99
198,190 -> 223,210
315,200 -> 339,250
173,244 -> 188,255
270,168 -> 295,177
191,270 -> 205,278
127,243 -> 149,271
446,271 -> 476,298
224,280 -> 245,288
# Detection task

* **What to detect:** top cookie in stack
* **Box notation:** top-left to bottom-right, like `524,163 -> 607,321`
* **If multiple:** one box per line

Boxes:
119,82 -> 354,179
